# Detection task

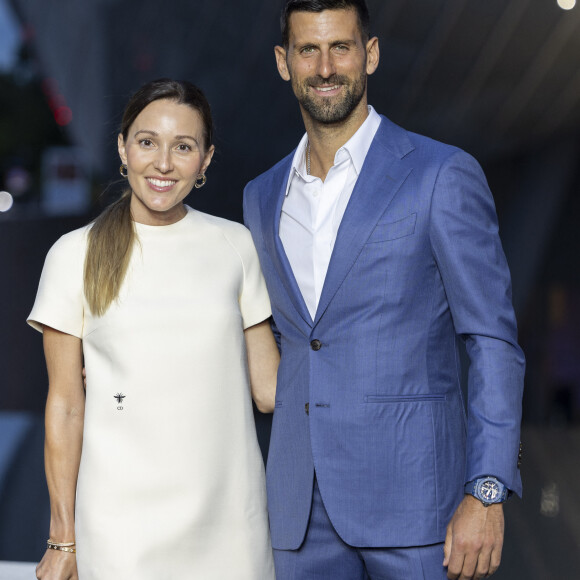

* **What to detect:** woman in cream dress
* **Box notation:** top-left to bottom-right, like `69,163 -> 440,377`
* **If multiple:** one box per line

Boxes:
29,79 -> 278,580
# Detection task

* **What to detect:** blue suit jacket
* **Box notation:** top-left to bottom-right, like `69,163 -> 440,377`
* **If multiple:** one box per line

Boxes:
243,116 -> 525,550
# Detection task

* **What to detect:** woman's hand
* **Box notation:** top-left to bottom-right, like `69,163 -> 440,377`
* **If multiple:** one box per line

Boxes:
36,549 -> 78,580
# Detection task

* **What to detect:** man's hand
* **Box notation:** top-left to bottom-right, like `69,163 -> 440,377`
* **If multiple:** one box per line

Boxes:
443,495 -> 504,579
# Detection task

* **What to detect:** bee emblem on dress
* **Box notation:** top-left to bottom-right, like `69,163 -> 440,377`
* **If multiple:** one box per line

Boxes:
114,393 -> 126,410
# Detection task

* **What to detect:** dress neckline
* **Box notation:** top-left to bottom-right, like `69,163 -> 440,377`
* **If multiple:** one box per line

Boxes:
133,205 -> 195,233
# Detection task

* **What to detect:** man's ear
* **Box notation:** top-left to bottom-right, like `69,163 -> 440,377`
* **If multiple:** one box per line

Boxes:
118,133 -> 127,164
274,46 -> 291,81
366,36 -> 380,76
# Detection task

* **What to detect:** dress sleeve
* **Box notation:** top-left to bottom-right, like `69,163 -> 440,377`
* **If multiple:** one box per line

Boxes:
236,226 -> 272,330
27,229 -> 86,338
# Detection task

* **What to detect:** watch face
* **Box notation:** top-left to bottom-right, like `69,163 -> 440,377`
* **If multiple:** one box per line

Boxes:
479,480 -> 500,501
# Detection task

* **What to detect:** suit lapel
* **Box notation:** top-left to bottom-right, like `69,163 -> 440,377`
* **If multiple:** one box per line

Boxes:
313,118 -> 415,326
261,155 -> 313,329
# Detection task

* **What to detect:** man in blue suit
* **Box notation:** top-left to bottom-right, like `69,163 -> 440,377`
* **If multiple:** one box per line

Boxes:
243,1 -> 525,578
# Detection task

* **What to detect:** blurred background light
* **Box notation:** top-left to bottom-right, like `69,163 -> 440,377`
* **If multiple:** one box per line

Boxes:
0,191 -> 14,212
5,167 -> 31,197
0,0 -> 19,71
557,0 -> 576,10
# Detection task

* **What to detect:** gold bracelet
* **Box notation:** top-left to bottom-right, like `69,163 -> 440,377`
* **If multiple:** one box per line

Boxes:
47,539 -> 76,553
47,544 -> 76,553
47,539 -> 76,547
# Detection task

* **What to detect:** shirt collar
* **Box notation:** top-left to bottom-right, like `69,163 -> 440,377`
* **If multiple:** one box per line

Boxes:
340,105 -> 381,175
285,105 -> 382,196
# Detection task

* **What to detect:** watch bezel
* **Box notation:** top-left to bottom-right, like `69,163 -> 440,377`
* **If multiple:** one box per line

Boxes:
466,476 -> 508,507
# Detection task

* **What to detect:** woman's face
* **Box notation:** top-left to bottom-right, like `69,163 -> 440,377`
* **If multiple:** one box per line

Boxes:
118,99 -> 214,226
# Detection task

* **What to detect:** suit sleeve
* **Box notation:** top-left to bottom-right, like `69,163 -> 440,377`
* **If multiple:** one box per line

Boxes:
429,150 -> 525,496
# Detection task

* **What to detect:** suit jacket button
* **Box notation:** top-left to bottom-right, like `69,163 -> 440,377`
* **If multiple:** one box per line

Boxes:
311,339 -> 322,351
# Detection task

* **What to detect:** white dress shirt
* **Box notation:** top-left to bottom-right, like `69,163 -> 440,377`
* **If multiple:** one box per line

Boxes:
279,106 -> 382,319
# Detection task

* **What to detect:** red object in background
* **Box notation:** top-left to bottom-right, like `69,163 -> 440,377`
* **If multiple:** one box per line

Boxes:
41,77 -> 73,126
54,106 -> 72,126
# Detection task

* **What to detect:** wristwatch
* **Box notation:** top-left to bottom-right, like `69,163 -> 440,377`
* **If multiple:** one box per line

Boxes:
464,476 -> 508,507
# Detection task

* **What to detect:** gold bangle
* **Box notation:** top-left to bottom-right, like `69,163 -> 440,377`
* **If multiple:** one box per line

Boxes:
47,539 -> 75,547
47,544 -> 76,553
47,539 -> 76,553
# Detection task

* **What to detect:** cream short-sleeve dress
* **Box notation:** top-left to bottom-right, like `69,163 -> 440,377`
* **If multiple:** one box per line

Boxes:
28,206 -> 275,580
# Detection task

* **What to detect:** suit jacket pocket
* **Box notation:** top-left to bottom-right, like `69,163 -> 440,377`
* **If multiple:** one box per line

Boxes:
366,212 -> 417,243
365,393 -> 446,403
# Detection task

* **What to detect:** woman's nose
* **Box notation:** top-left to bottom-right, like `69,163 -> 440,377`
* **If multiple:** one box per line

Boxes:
153,148 -> 172,172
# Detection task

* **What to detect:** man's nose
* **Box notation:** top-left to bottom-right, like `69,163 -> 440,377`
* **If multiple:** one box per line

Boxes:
316,50 -> 336,79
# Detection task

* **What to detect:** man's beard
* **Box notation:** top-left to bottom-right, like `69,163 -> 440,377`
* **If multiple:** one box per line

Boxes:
291,71 -> 367,125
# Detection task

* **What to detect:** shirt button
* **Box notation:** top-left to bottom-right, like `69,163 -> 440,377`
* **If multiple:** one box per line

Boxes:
311,339 -> 322,351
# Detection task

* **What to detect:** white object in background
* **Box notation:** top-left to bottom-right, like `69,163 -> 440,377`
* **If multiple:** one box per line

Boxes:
0,191 -> 13,212
41,147 -> 91,216
557,0 -> 576,10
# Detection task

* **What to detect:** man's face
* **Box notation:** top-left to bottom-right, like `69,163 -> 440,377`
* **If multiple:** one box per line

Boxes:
275,8 -> 379,125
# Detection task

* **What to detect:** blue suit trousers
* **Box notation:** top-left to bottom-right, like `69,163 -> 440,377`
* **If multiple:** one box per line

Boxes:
273,479 -> 449,580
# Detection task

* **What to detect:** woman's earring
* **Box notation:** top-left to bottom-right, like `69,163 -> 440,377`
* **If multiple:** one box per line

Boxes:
194,174 -> 207,189
119,164 -> 128,178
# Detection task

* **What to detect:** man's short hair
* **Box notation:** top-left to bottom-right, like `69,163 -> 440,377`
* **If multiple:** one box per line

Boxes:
280,0 -> 371,48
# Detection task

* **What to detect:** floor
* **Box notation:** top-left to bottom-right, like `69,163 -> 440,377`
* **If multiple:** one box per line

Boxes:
0,561 -> 37,579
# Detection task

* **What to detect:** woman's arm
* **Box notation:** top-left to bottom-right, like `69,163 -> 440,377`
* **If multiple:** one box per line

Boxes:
244,319 -> 279,413
36,326 -> 84,580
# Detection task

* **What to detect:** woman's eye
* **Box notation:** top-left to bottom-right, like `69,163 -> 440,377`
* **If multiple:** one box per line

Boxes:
176,143 -> 192,152
139,139 -> 154,147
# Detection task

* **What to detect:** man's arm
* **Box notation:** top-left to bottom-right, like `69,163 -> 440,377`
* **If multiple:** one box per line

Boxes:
429,149 -> 525,578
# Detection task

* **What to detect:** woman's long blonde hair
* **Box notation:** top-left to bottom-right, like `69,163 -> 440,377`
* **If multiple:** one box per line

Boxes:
83,79 -> 214,316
